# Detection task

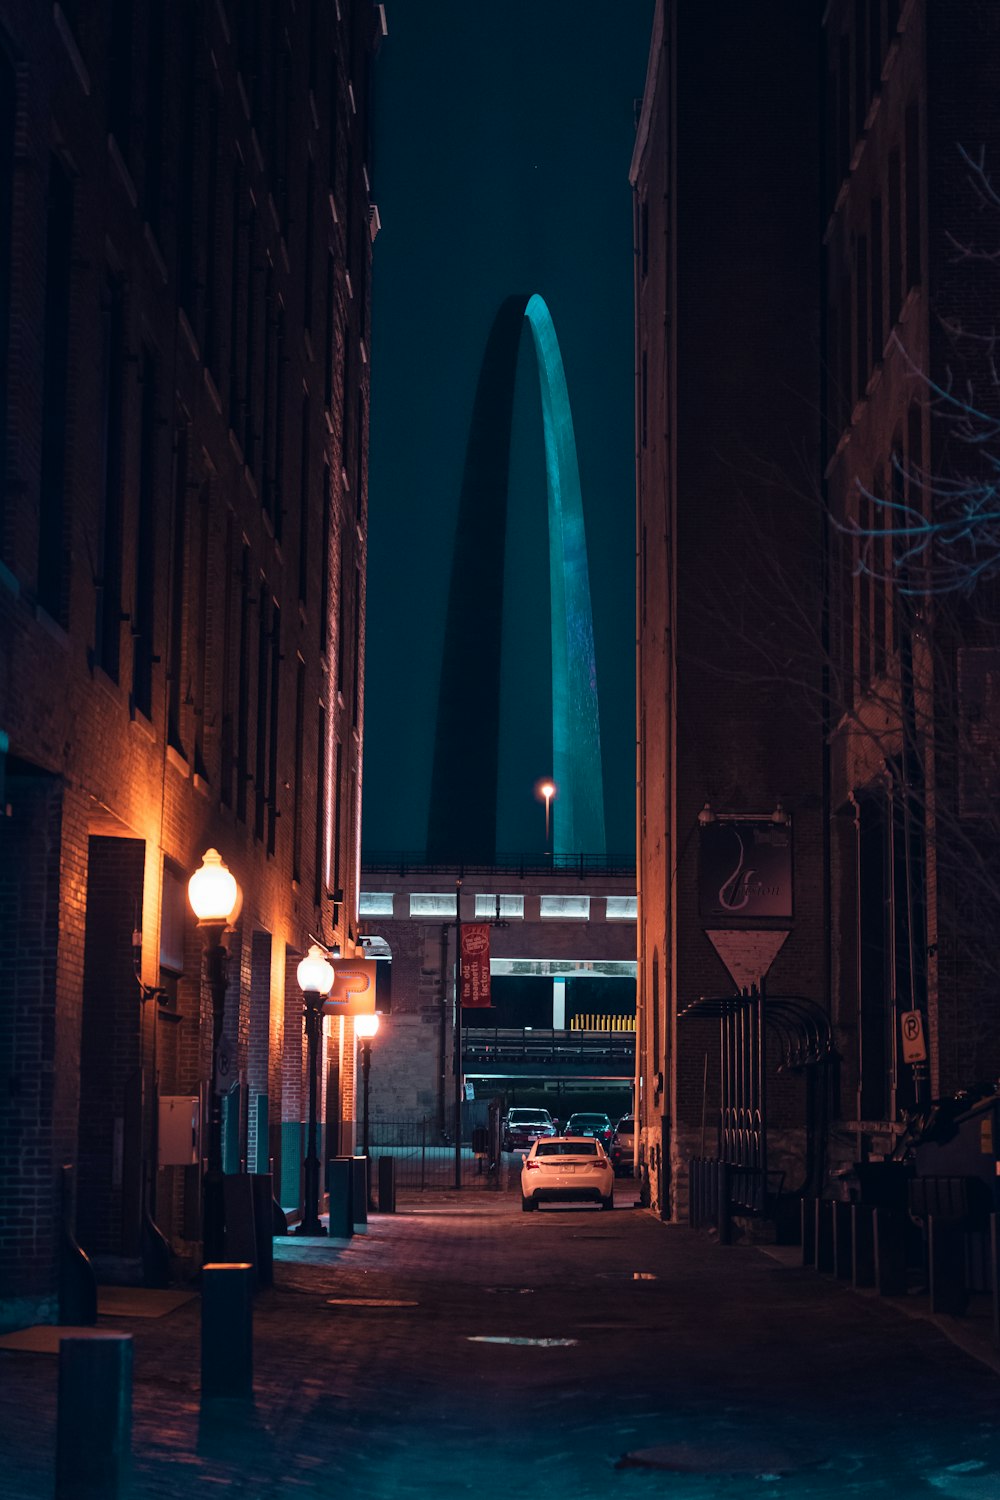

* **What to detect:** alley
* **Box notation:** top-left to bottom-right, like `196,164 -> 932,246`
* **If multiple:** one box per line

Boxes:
4,1191 -> 1000,1499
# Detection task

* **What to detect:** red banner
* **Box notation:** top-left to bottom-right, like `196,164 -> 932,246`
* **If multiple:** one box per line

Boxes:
460,924 -> 492,1008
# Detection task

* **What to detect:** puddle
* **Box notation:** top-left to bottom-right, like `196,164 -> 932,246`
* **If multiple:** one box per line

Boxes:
595,1271 -> 658,1281
467,1336 -> 579,1347
325,1298 -> 419,1308
484,1286 -> 535,1295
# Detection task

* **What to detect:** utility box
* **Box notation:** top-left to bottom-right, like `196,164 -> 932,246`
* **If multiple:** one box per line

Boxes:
158,1095 -> 200,1167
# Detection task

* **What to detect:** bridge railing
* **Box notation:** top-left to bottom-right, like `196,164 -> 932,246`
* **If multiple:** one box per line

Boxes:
361,851 -> 636,879
463,1027 -> 635,1065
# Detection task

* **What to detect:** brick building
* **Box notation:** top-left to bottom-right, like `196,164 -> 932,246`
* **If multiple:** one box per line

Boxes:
0,0 -> 383,1327
631,0 -> 827,1218
633,0 -> 1000,1221
823,0 -> 1000,1158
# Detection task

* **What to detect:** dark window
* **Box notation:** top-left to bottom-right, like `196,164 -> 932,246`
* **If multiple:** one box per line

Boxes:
38,156 -> 75,623
332,740 -> 343,898
887,0 -> 901,37
203,83 -> 220,370
220,514 -> 235,808
336,541 -> 346,694
244,204 -> 257,469
870,197 -> 883,360
640,349 -> 647,449
176,2 -> 199,319
340,334 -> 352,475
871,481 -> 886,679
267,603 -> 280,855
853,0 -> 868,140
236,542 -> 251,822
887,148 -> 901,325
109,0 -> 134,159
166,423 -> 188,752
837,33 -> 850,183
314,702 -> 327,905
320,458 -> 331,652
857,790 -> 890,1121
855,233 -> 869,401
95,272 -> 126,680
351,564 -> 361,726
308,0 -> 319,95
857,485 -> 871,690
254,584 -> 269,841
0,38 -> 13,546
277,45 -> 291,231
640,199 -> 649,279
262,263 -> 275,521
143,0 -> 166,232
292,659 -> 305,882
192,476 -> 210,779
303,158 -> 316,334
132,345 -> 158,718
890,441 -> 904,654
905,104 -> 921,291
328,58 -> 339,199
228,158 -> 243,433
355,394 -> 365,521
868,0 -> 884,94
298,393 -> 310,604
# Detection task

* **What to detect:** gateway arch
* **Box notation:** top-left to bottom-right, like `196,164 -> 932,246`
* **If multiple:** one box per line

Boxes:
427,294 -> 606,863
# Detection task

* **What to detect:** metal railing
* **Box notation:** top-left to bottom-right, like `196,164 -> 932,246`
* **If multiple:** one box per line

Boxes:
367,1116 -> 503,1192
463,1027 -> 635,1066
361,850 -> 636,879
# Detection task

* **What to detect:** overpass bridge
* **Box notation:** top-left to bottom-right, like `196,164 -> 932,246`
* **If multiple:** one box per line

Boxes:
357,856 -> 636,1134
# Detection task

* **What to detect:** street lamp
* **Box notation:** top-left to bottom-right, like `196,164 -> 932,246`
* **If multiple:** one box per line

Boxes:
355,1012 -> 381,1209
295,943 -> 335,1236
537,779 -> 556,852
187,849 -> 242,1263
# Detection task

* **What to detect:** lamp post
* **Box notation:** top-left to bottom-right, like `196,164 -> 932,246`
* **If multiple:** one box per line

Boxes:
538,779 -> 556,854
187,849 -> 241,1263
295,943 -> 335,1236
355,1012 -> 380,1208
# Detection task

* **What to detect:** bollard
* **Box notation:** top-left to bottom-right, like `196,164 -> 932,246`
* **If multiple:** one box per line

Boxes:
378,1155 -> 396,1213
56,1334 -> 132,1499
716,1161 -> 732,1246
815,1199 -> 835,1274
873,1207 -> 907,1296
833,1201 -> 853,1280
351,1156 -> 368,1229
929,1215 -> 968,1316
852,1204 -> 876,1288
201,1263 -> 253,1403
223,1175 -> 258,1284
801,1198 -> 817,1268
250,1173 -> 275,1287
325,1158 -> 354,1238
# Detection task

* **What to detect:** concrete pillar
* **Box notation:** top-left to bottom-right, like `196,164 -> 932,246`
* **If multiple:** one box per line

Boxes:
552,977 -> 566,1030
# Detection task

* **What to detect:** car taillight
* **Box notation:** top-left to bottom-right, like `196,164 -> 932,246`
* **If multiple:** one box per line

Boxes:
525,1160 -> 540,1171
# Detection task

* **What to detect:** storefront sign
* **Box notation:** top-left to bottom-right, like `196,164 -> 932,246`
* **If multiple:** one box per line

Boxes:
322,958 -> 377,1016
698,818 -> 793,920
460,923 -> 492,1008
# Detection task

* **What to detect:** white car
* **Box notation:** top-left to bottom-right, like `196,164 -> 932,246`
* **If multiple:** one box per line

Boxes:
520,1136 -> 614,1212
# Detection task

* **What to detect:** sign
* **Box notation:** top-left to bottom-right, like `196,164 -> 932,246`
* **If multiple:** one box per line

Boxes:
322,958 -> 377,1017
900,1009 -> 927,1064
460,923 -> 492,1008
699,819 -> 793,920
704,929 -> 789,991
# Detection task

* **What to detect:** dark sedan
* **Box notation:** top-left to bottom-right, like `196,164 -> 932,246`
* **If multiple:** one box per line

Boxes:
563,1112 -> 614,1151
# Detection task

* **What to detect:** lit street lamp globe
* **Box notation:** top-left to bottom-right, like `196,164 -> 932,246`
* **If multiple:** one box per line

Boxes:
188,849 -> 240,925
297,943 -> 335,997
355,1013 -> 380,1040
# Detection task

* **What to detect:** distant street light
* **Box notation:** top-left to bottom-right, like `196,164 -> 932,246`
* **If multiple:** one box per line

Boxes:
537,779 -> 556,852
187,849 -> 242,1262
355,1012 -> 381,1208
296,943 -> 336,1236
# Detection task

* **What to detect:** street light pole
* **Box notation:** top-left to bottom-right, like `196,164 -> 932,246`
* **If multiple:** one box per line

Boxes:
355,1012 -> 380,1210
295,944 -> 335,1237
538,779 -> 556,857
454,876 -> 463,1191
187,850 -> 241,1265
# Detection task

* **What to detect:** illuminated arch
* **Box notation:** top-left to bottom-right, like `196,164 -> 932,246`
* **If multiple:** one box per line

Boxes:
427,294 -> 606,862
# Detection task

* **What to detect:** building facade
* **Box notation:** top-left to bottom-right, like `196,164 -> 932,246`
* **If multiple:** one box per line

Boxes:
0,0 -> 382,1326
631,0 -> 827,1219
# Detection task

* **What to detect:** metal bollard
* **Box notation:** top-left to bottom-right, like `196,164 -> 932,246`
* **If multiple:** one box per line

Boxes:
351,1156 -> 368,1229
800,1198 -> 817,1267
56,1334 -> 132,1499
325,1158 -> 354,1239
717,1161 -> 732,1246
851,1204 -> 876,1288
201,1263 -> 254,1403
815,1199 -> 835,1274
249,1173 -> 275,1287
378,1155 -> 396,1213
873,1207 -> 907,1296
833,1201 -> 853,1280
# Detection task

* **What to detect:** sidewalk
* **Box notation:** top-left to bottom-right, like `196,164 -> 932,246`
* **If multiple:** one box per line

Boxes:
3,1191 -> 1000,1498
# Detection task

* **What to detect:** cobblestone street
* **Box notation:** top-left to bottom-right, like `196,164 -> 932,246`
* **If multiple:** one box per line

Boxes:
4,1187 -> 1000,1498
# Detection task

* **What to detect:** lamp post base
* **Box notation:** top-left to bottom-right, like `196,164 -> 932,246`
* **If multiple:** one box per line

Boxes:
294,1219 -> 327,1237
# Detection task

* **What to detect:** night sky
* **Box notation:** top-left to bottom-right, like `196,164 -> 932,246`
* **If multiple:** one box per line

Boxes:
363,2 -> 653,860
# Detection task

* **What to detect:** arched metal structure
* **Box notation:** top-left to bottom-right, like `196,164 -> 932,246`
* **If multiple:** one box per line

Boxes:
427,294 -> 606,863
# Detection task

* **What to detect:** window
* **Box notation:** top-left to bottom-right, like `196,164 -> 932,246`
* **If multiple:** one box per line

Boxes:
108,0 -> 134,160
267,604 -> 280,854
203,83 -> 220,370
176,1 -> 198,319
94,271 -> 126,680
228,158 -> 243,433
166,423 -> 188,751
298,393 -> 310,604
143,0 -> 166,232
359,892 -> 394,917
192,477 -> 210,779
303,158 -> 316,335
351,564 -> 361,726
261,263 -> 275,521
38,156 -> 75,622
857,484 -> 871,691
332,740 -> 343,897
605,896 -> 637,920
855,233 -> 869,402
274,303 -> 286,543
474,894 -> 524,919
219,514 -> 235,808
324,252 -> 335,410
254,585 -> 270,841
540,895 -> 590,920
236,543 -> 251,822
409,893 -> 456,917
314,702 -> 327,905
320,458 -> 332,651
243,204 -> 257,470
292,659 -> 305,882
853,0 -> 868,140
132,344 -> 158,718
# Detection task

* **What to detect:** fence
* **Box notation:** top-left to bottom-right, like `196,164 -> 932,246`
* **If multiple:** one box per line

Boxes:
366,1115 -> 506,1193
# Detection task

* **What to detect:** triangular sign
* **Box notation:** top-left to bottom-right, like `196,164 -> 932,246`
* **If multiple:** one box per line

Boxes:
704,930 -> 790,992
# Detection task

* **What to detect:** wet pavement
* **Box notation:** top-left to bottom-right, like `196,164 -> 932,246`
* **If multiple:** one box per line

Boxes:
3,1185 -> 1000,1498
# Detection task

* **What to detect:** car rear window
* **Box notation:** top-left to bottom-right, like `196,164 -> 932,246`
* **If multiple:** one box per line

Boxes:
571,1116 -> 608,1125
510,1111 -> 550,1124
536,1141 -> 598,1157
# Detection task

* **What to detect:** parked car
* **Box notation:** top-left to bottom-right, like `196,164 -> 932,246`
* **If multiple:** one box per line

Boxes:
610,1115 -> 635,1176
501,1107 -> 556,1152
520,1136 -> 614,1211
563,1111 -> 614,1151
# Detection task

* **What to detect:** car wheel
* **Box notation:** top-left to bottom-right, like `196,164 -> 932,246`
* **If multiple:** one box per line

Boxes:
521,1195 -> 536,1212
601,1194 -> 614,1211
